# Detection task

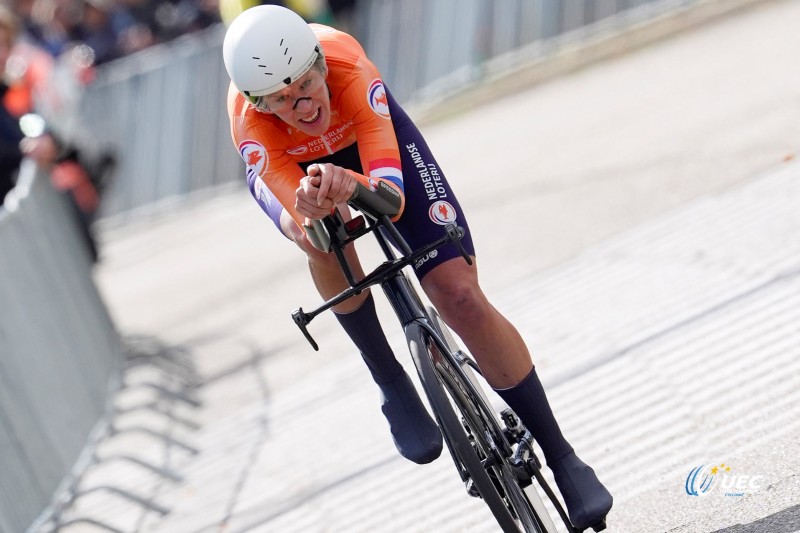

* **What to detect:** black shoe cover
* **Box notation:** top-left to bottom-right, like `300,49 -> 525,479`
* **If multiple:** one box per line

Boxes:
379,371 -> 443,464
551,452 -> 613,530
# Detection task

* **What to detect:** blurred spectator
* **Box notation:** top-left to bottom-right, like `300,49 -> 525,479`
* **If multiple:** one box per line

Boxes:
151,0 -> 219,41
2,5 -> 114,260
116,0 -> 221,44
6,0 -> 222,67
117,0 -> 161,44
75,0 -> 152,64
1,8 -> 24,199
1,5 -> 59,201
16,0 -> 154,64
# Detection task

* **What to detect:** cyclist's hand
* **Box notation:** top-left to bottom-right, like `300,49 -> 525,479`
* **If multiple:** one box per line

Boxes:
296,172 -> 335,219
309,163 -> 356,206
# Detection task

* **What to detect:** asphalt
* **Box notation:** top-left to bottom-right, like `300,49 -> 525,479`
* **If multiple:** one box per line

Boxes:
46,1 -> 800,532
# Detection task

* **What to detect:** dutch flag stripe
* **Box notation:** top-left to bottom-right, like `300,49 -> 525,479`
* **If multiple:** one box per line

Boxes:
369,158 -> 403,184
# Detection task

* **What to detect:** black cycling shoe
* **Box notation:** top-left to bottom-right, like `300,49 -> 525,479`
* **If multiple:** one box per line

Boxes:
550,452 -> 613,531
379,371 -> 443,464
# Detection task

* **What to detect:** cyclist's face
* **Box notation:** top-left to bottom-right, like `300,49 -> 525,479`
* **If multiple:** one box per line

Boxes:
260,68 -> 330,135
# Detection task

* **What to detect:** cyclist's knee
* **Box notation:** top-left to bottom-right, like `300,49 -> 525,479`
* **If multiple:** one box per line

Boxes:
426,273 -> 490,331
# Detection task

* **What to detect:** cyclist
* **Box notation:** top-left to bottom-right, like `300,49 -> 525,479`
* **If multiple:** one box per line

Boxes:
223,6 -> 612,529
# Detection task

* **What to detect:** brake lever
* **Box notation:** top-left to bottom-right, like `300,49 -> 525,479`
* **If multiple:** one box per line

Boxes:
292,308 -> 319,351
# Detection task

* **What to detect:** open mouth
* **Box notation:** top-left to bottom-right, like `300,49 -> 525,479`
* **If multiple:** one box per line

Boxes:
299,107 -> 321,126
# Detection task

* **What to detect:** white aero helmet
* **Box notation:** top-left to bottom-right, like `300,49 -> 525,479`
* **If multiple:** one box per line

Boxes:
223,5 -> 322,103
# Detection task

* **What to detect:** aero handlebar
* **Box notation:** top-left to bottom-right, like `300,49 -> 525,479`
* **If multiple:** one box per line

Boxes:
304,180 -> 402,252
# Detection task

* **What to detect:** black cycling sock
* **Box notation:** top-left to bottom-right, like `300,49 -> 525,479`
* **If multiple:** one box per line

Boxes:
334,293 -> 403,384
494,366 -> 574,465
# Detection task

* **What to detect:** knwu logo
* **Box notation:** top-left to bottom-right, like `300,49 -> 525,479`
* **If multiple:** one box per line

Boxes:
685,464 -> 763,497
367,79 -> 391,119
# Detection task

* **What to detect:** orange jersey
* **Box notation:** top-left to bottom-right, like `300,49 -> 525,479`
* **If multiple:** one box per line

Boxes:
226,24 -> 405,229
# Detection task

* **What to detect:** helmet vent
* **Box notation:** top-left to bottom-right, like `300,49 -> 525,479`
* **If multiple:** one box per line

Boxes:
251,57 -> 273,75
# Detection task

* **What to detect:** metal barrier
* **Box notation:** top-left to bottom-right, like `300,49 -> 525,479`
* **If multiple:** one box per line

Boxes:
356,0 -> 706,104
77,24 -> 243,220
0,161 -> 123,533
78,0 -> 747,221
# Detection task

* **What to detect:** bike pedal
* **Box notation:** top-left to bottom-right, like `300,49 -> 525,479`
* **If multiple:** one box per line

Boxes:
465,479 -> 481,499
512,465 -> 533,488
591,519 -> 607,532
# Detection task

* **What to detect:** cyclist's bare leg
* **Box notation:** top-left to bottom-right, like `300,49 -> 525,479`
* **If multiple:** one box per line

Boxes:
420,256 -> 530,389
282,208 -> 368,313
422,256 -> 612,529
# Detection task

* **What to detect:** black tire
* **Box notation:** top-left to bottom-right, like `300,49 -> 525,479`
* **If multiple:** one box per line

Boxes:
408,324 -> 521,532
425,309 -> 555,533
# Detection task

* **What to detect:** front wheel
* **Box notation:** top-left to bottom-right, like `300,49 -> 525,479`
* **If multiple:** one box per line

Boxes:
409,323 -> 553,532
425,309 -> 561,533
408,325 -> 522,532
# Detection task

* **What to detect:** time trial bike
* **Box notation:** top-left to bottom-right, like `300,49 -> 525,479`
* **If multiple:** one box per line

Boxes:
292,182 -> 606,533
